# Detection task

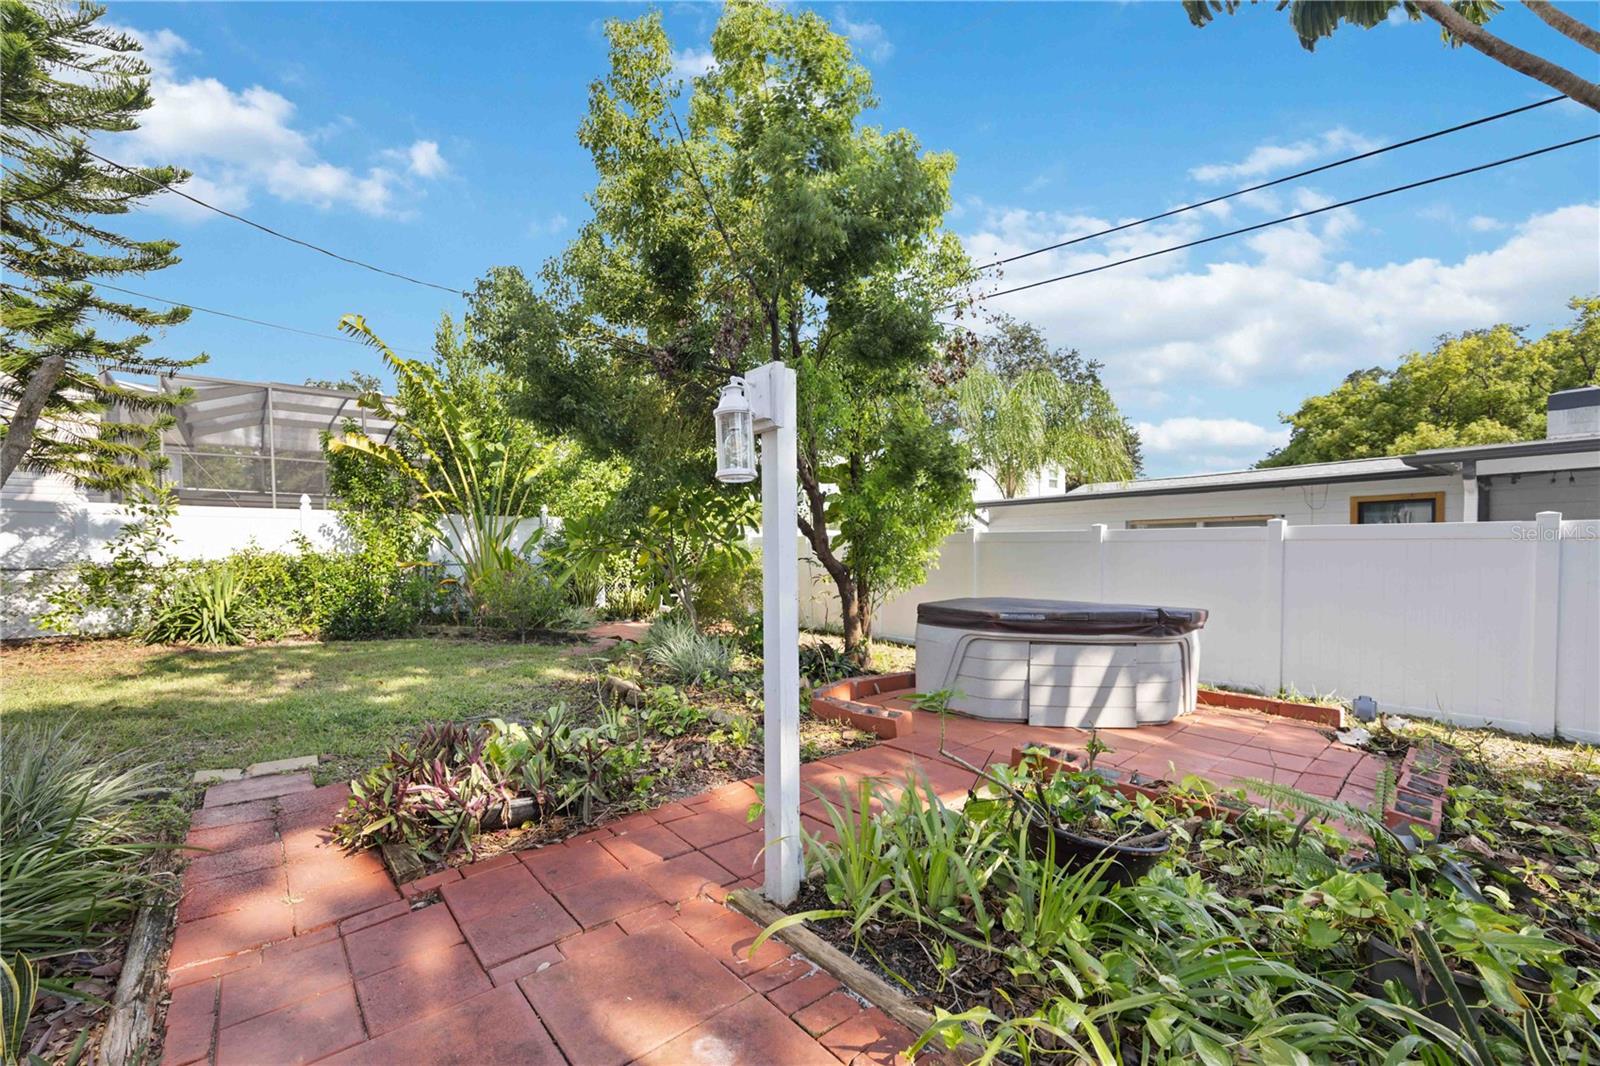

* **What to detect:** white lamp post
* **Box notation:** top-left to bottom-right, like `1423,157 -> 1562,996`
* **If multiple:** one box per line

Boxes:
714,361 -> 800,904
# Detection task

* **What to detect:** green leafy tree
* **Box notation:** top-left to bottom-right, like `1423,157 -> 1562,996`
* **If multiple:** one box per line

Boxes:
552,483 -> 757,630
328,315 -> 575,595
495,5 -> 975,662
959,315 -> 1141,497
1183,1 -> 1600,113
1262,295 -> 1599,466
1,0 -> 203,491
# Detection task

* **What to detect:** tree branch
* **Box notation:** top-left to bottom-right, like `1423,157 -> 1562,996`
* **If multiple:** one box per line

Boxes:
1524,1 -> 1600,54
1413,0 -> 1600,111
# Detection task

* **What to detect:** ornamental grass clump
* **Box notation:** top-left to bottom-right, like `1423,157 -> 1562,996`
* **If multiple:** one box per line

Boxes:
643,614 -> 734,684
0,720 -> 158,962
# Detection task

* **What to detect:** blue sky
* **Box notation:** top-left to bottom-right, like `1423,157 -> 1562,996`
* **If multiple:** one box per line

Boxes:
105,2 -> 1599,477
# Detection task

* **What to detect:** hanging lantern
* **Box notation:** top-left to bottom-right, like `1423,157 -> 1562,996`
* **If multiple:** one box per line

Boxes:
713,378 -> 757,483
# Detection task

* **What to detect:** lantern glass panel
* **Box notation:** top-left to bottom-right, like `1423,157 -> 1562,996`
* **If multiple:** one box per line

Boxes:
715,407 -> 756,482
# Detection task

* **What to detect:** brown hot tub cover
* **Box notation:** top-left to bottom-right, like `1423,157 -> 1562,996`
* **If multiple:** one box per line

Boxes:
917,597 -> 1208,638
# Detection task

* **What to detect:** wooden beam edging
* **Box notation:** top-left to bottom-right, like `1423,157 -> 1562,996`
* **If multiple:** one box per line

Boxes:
99,891 -> 177,1066
726,888 -> 985,1062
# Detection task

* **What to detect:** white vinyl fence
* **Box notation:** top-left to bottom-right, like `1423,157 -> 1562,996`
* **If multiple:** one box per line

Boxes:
798,515 -> 1600,742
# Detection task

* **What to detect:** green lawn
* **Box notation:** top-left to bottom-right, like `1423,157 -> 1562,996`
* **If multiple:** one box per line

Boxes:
0,638 -> 592,790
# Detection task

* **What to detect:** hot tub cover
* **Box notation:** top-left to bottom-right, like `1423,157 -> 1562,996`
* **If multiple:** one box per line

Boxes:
917,597 -> 1207,637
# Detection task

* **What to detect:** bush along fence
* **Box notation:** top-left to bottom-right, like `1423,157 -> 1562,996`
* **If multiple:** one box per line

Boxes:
799,514 -> 1600,741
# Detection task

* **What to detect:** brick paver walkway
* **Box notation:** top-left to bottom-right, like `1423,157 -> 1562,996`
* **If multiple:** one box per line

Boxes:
161,704 -> 1381,1065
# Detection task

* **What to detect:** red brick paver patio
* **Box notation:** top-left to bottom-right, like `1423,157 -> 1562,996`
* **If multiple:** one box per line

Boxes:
162,704 -> 1381,1065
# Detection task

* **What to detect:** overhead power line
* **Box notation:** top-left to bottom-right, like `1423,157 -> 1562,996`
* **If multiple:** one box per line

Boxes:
15,118 -> 470,298
962,134 -> 1599,306
974,95 -> 1568,273
94,282 -> 432,356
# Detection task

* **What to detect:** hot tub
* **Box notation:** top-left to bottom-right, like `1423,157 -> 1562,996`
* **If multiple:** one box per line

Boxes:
914,597 -> 1208,729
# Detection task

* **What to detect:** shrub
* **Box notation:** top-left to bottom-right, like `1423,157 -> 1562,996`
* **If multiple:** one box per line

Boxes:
335,707 -> 646,859
141,568 -> 246,645
33,487 -> 176,637
643,614 -> 734,683
336,722 -> 514,862
471,563 -> 594,638
799,640 -> 853,686
691,547 -> 762,628
0,720 -> 157,962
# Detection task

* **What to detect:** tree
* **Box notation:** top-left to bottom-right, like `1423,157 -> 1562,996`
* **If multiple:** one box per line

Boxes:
495,5 -> 975,663
1,0 -> 202,491
1261,295 -> 1599,466
959,314 -> 1142,497
958,368 -> 1136,499
328,315 -> 580,595
1183,1 -> 1600,113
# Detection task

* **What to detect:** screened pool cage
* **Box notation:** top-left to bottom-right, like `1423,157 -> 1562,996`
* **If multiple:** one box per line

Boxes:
104,372 -> 398,508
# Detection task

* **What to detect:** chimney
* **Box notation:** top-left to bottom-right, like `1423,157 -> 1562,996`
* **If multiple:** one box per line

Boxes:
1547,386 -> 1600,439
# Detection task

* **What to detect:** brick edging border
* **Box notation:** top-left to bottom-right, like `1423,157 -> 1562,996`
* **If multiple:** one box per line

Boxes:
1198,689 -> 1345,728
810,672 -> 916,739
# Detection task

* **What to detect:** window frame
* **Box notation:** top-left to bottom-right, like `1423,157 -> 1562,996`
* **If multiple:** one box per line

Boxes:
1348,491 -> 1446,525
1126,514 -> 1279,529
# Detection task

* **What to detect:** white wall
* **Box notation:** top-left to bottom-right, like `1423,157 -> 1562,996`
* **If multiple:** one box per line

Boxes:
981,474 -> 1464,529
1,476 -> 547,637
800,515 -> 1600,741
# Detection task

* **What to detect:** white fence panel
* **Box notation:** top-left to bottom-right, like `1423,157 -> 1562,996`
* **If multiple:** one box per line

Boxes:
1282,522 -> 1535,731
1556,520 -> 1600,743
821,514 -> 1598,737
973,530 -> 1102,603
1102,526 -> 1273,691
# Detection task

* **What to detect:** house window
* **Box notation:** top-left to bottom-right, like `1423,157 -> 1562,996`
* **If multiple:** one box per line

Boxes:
1127,515 -> 1276,529
1349,492 -> 1444,524
1046,469 -> 1060,490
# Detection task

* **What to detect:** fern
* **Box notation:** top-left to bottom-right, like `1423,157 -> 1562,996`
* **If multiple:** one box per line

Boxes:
1238,777 -> 1388,838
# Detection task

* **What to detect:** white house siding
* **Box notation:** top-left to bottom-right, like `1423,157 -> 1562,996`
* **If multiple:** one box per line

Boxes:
980,474 -> 1463,531
1483,467 -> 1600,521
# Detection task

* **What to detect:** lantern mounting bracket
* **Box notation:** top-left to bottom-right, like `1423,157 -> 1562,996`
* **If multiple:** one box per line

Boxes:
744,363 -> 787,432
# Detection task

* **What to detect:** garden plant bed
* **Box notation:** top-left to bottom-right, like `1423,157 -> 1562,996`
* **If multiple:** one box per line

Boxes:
757,745 -> 1600,1065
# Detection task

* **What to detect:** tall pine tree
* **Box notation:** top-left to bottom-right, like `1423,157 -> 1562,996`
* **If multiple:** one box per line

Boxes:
1,0 -> 202,492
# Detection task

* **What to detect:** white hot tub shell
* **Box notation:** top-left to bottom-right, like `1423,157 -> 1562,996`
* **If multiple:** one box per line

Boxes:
914,597 -> 1208,729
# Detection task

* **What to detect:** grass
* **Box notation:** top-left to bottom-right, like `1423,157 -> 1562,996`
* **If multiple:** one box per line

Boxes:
0,638 -> 593,791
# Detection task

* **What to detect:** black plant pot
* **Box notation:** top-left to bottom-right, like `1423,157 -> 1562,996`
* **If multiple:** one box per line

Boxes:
1025,817 -> 1170,886
1365,936 -> 1487,1028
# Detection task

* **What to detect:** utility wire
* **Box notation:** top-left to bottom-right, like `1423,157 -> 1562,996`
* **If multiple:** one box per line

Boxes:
974,95 -> 1569,273
961,134 -> 1599,306
15,117 -> 470,298
94,282 -> 433,356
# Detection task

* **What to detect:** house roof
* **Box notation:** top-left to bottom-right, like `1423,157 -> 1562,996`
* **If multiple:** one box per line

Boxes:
1399,433 -> 1600,468
977,433 -> 1600,509
978,454 -> 1427,508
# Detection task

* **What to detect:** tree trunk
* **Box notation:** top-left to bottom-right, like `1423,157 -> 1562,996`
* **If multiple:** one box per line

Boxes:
1524,2 -> 1600,54
1,353 -> 68,487
797,453 -> 869,664
847,591 -> 874,670
1414,0 -> 1600,111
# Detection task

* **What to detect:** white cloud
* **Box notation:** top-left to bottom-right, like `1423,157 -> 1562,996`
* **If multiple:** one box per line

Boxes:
958,202 -> 1600,396
108,22 -> 446,219
405,140 -> 448,179
1468,214 -> 1505,232
1189,128 -> 1376,183
1136,417 -> 1291,469
670,47 -> 716,80
834,9 -> 893,62
531,211 -> 569,236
